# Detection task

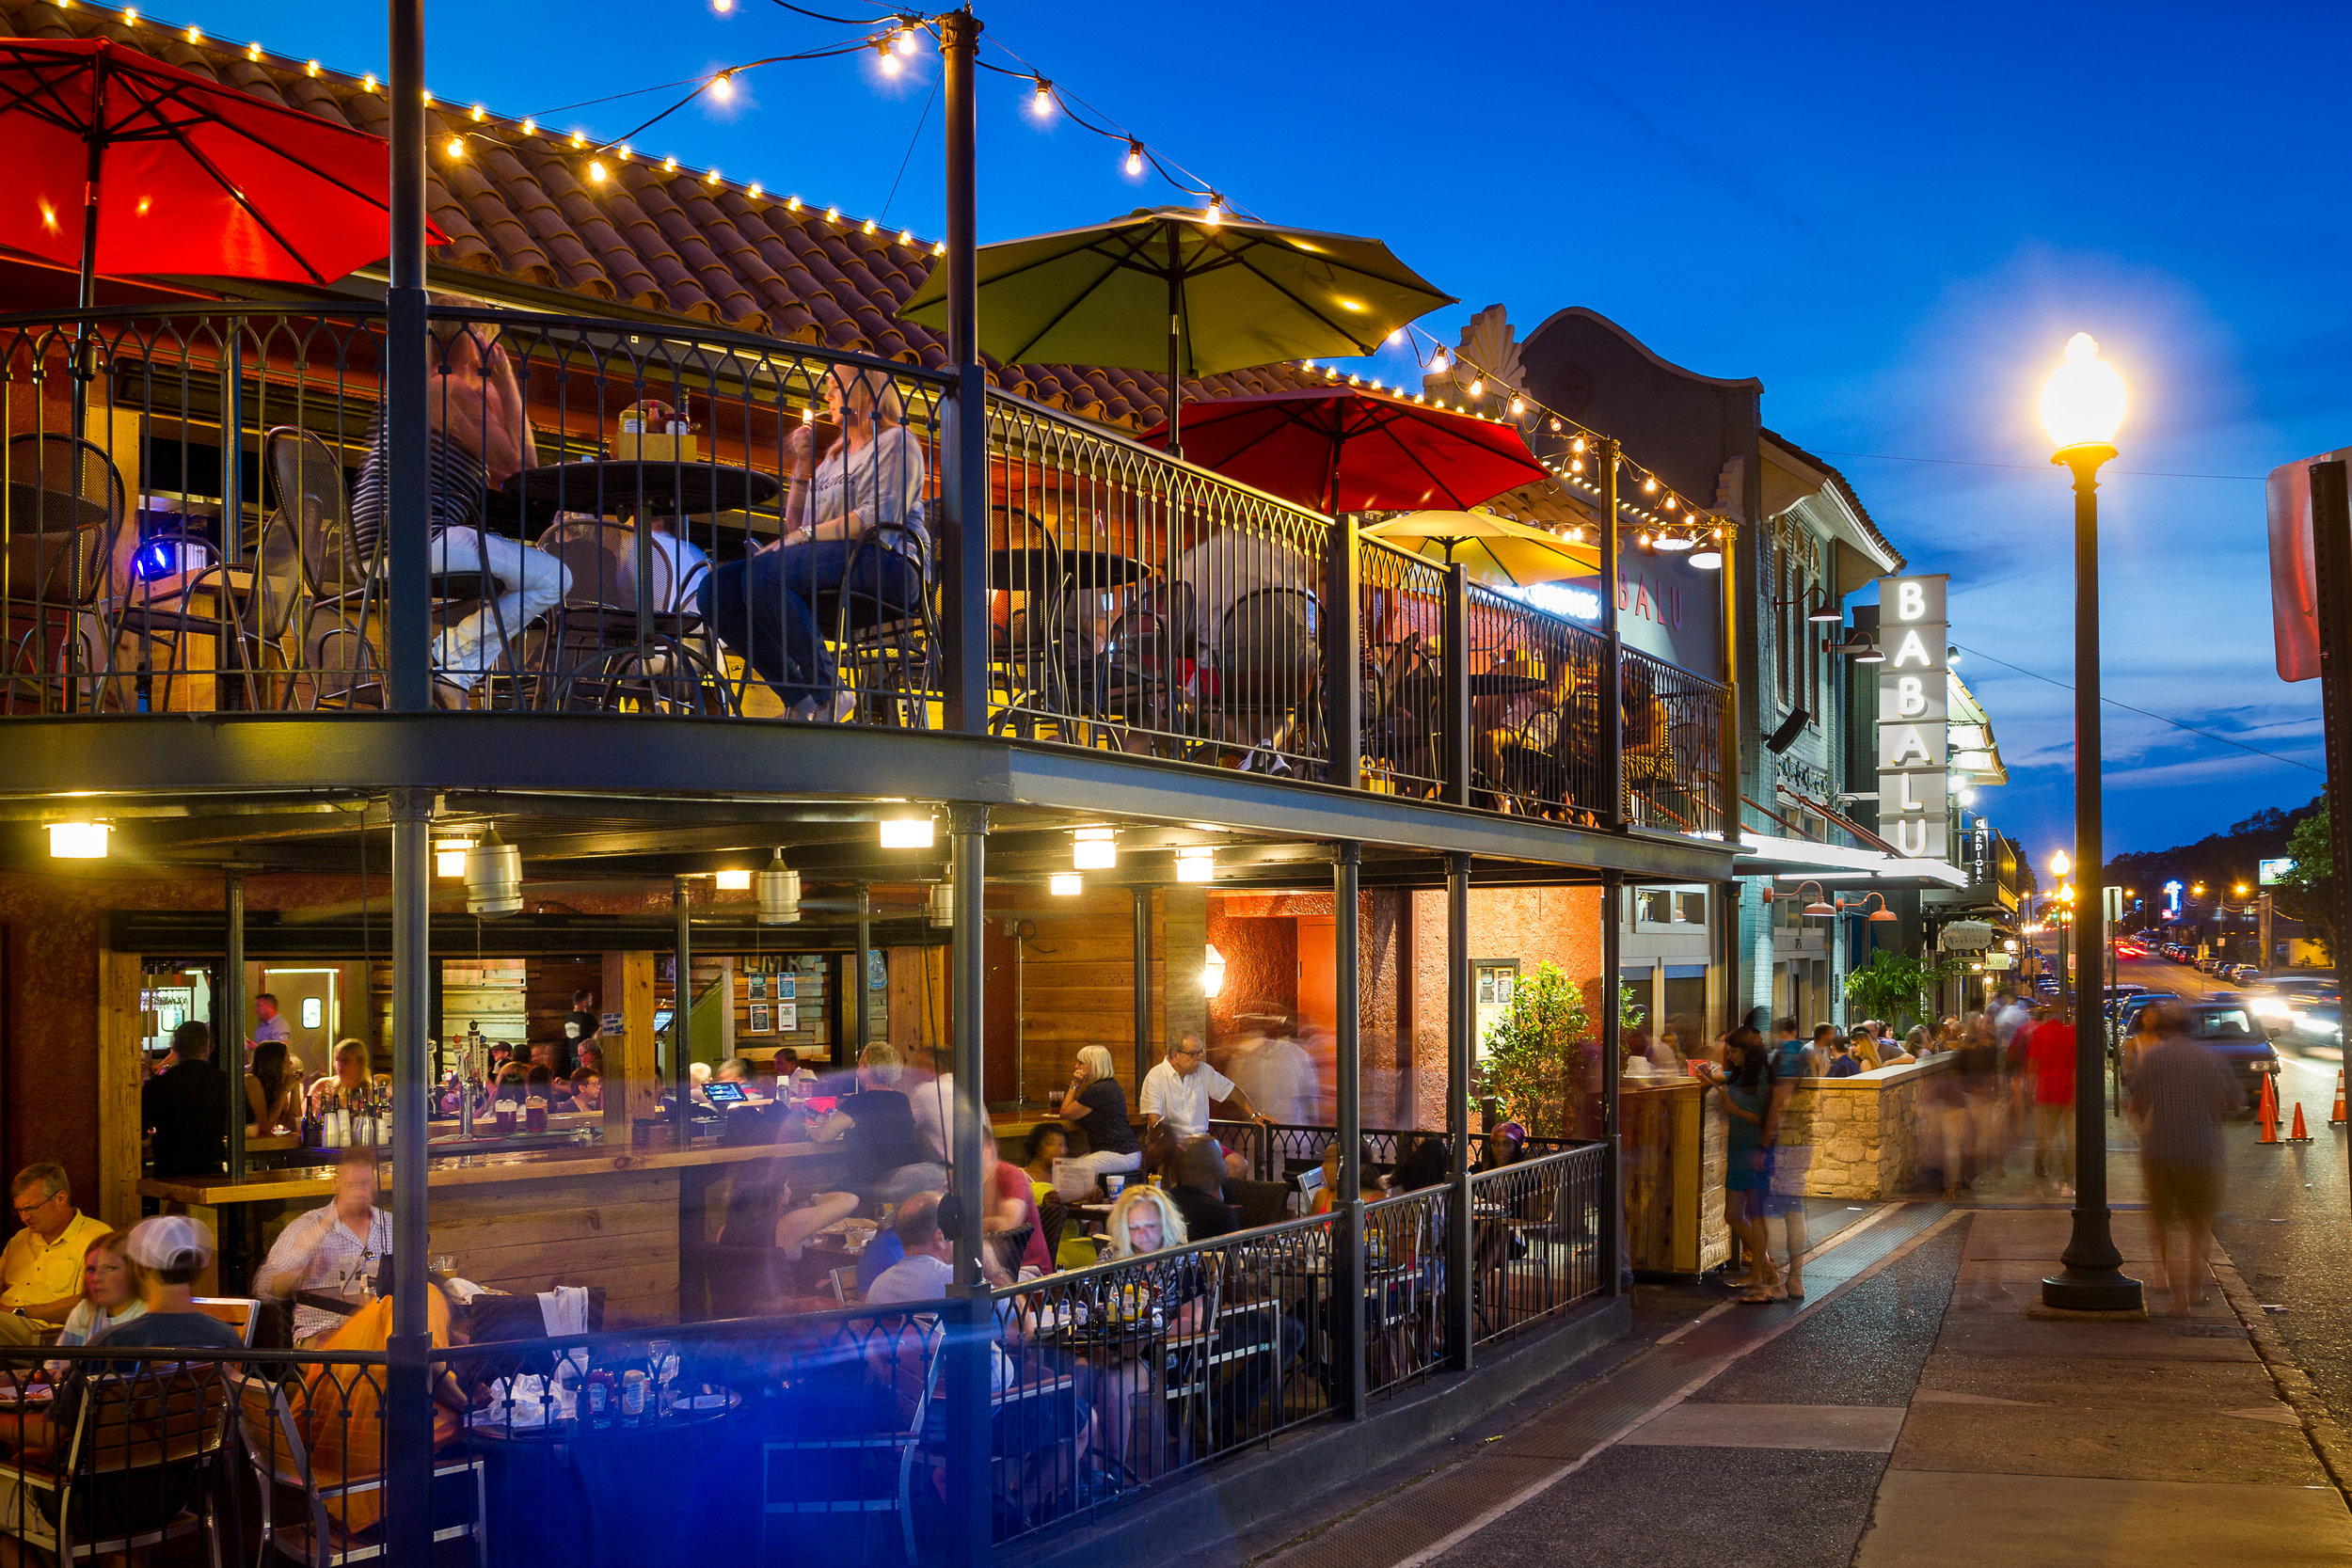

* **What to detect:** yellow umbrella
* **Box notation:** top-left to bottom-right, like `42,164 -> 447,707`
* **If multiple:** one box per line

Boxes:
1362,510 -> 1599,588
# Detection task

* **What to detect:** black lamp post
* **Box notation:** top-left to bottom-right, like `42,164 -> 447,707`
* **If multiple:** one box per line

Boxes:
2039,334 -> 2145,1314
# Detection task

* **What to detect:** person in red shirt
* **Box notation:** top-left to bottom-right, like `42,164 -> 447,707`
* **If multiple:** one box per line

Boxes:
2026,1009 -> 2077,1196
981,1126 -> 1053,1276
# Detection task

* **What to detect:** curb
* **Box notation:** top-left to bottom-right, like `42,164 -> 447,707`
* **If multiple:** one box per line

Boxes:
2210,1249 -> 2352,1504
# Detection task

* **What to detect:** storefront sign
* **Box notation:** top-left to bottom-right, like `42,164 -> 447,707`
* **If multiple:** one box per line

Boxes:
1876,574 -> 1950,863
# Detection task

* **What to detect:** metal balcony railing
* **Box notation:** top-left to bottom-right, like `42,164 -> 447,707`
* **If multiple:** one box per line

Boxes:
0,302 -> 1727,835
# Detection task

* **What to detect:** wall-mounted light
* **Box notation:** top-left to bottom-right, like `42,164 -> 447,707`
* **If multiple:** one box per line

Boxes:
434,838 -> 475,879
715,867 -> 753,892
879,816 -> 934,849
755,851 -> 801,925
46,821 -> 108,859
1203,942 -> 1227,998
1073,828 -> 1117,870
465,830 -> 522,918
1175,847 -> 1215,883
1049,873 -> 1081,896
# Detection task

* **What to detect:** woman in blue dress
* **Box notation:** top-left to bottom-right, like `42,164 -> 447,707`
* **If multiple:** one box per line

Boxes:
1698,1027 -> 1781,1302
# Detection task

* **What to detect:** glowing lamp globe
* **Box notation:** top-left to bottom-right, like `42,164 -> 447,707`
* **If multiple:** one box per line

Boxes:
2040,333 -> 2125,451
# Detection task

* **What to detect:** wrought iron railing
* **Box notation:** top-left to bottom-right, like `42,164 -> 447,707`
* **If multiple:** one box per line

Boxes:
1360,1185 -> 1450,1398
0,301 -> 1726,834
1470,1143 -> 1607,1346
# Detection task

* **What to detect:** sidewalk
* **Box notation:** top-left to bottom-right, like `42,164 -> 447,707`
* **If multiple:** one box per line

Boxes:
1855,1209 -> 2351,1566
1228,1200 -> 2352,1568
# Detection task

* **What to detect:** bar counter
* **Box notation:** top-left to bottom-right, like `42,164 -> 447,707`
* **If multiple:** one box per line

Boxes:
140,1136 -> 844,1326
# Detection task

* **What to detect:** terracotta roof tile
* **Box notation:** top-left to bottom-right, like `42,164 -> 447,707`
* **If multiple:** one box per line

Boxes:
0,3 -> 1344,432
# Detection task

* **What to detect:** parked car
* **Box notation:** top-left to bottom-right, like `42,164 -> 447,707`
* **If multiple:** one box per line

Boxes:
2171,1003 -> 2280,1111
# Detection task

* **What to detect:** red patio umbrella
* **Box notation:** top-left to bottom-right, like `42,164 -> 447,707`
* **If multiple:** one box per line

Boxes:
1137,386 -> 1548,515
0,37 -> 436,307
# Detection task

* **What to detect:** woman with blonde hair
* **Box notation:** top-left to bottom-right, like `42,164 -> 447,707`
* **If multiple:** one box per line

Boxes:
1051,1044 -> 1144,1187
701,363 -> 930,721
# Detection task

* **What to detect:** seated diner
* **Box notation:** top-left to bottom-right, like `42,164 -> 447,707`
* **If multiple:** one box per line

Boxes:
0,1163 -> 110,1345
252,1149 -> 393,1344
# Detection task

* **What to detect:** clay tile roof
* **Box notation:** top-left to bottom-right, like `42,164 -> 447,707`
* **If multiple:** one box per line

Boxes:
0,2 -> 1343,433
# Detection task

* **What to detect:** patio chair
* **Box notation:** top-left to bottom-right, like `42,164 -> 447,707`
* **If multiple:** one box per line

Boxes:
3,433 -> 129,713
989,521 -> 1071,738
764,1315 -> 937,1564
8,1362 -> 236,1568
191,1296 -> 262,1346
1083,578 -> 1199,752
234,1372 -> 487,1568
1216,585 -> 1323,774
537,516 -> 728,714
820,517 -> 938,728
267,427 -> 384,710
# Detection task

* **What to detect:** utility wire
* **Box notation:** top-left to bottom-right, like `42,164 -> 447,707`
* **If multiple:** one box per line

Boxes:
1814,451 -> 2265,483
878,77 -> 937,224
1951,642 -> 2322,774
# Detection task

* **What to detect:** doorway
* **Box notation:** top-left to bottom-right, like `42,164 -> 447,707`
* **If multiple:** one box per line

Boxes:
259,967 -> 337,1079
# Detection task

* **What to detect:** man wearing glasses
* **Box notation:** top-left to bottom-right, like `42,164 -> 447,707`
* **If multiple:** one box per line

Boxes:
1140,1033 -> 1275,1144
0,1163 -> 109,1345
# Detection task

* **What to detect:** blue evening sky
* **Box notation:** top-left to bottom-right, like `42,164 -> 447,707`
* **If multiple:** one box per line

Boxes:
178,0 -> 2347,858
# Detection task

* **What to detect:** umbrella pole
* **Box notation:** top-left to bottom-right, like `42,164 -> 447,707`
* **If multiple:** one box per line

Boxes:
1166,268 -> 1183,459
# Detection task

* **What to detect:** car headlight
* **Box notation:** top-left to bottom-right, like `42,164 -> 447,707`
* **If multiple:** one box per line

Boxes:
2251,999 -> 2289,1018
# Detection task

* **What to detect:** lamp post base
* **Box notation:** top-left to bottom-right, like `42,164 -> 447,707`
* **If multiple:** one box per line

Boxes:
2041,1266 -> 2144,1313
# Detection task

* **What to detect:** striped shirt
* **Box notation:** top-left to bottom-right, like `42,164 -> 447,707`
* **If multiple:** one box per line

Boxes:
348,417 -> 490,569
253,1203 -> 394,1343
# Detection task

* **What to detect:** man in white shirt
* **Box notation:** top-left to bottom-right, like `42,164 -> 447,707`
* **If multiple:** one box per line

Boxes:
866,1193 -> 1010,1389
252,1149 -> 393,1344
908,1056 -> 956,1165
1139,1033 -> 1272,1142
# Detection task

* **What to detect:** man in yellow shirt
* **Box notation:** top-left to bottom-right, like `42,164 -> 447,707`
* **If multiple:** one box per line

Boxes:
0,1163 -> 109,1345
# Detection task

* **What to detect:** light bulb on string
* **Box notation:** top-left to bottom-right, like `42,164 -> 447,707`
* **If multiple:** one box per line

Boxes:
1203,196 -> 1224,225
708,71 -> 736,104
1509,395 -> 1526,417
1643,475 -> 1658,493
1571,436 -> 1586,454
894,25 -> 917,53
444,135 -> 465,159
520,119 -> 536,136
1549,418 -> 1563,433
878,41 -> 900,76
1467,377 -> 1484,398
1029,77 -> 1054,119
1430,347 -> 1450,374
710,0 -> 734,11
587,159 -> 609,185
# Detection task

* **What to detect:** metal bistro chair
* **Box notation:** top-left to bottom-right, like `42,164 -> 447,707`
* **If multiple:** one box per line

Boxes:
765,1314 -> 938,1564
6,1362 -> 237,1568
2,433 -> 129,713
821,516 -> 938,729
536,517 -> 729,714
1216,585 -> 1323,776
266,427 -> 383,710
234,1372 -> 486,1568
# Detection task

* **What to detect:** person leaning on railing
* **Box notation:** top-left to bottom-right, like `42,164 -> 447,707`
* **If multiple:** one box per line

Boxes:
1047,1045 -> 1144,1189
699,363 -> 929,723
0,1164 -> 110,1345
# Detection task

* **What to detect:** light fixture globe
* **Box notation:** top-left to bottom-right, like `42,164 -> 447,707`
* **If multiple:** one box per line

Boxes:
2041,332 -> 2125,451
2048,850 -> 2072,879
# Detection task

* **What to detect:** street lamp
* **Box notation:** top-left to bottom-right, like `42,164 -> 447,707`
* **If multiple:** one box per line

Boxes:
2038,331 -> 2141,1314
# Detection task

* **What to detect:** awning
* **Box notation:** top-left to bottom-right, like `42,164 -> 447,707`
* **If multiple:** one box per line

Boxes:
1735,832 -> 1970,889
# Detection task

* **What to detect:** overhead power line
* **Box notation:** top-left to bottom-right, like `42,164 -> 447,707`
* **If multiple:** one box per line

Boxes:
1814,451 -> 2265,483
1950,643 -> 2322,775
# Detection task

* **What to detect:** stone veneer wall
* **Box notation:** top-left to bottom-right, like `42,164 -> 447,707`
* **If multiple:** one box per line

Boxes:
1775,1055 -> 1954,1199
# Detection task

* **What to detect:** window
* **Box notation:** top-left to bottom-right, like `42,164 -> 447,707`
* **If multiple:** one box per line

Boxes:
1473,960 -> 1520,1057
1638,889 -> 1674,925
1632,886 -> 1709,932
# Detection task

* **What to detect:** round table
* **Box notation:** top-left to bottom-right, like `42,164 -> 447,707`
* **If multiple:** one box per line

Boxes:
990,546 -> 1150,591
499,461 -> 781,527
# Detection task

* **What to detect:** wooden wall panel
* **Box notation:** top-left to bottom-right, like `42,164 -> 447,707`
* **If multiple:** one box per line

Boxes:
425,1169 -> 680,1327
602,951 -> 659,1143
95,950 -> 145,1232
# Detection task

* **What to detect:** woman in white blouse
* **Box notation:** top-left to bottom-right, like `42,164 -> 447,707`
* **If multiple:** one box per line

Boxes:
700,366 -> 929,721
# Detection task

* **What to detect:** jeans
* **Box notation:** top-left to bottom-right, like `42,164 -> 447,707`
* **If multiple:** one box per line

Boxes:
1063,1148 -> 1143,1181
430,527 -> 570,687
699,538 -> 923,710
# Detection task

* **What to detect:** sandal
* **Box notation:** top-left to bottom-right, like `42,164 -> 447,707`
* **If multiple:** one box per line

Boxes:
1735,1286 -> 1776,1305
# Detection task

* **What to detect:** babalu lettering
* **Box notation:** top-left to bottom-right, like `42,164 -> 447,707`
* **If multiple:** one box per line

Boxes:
1616,576 -> 1684,629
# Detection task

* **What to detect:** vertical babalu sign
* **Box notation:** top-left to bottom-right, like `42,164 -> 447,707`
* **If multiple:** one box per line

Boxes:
1876,574 -> 1950,862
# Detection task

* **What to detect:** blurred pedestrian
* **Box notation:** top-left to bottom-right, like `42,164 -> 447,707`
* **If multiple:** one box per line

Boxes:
2026,1006 -> 2076,1196
1696,1028 -> 1779,1302
2128,1003 -> 2241,1318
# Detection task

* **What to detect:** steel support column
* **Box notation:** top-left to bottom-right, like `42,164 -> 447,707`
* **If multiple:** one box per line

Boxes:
945,801 -> 991,1566
1444,853 -> 1474,1370
1442,562 -> 1470,806
385,0 -> 431,714
1600,870 -> 1625,1295
673,877 -> 692,1147
854,882 -> 873,1053
224,871 -> 246,1181
938,12 -> 988,735
1132,886 -> 1152,1092
1325,518 -> 1361,789
384,786 -> 432,1566
1333,841 -> 1366,1420
1598,439 -> 1625,828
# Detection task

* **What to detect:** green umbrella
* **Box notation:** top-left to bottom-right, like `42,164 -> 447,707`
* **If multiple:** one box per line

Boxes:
898,205 -> 1454,452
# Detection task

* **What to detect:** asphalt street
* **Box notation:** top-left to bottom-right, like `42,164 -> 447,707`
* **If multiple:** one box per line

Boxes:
2032,940 -> 2352,1434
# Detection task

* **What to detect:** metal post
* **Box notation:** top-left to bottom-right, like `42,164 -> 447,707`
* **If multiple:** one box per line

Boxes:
386,0 -> 431,713
1332,842 -> 1365,1420
855,882 -> 873,1053
1444,853 -> 1473,1370
384,786 -> 433,1566
224,872 -> 246,1182
1442,562 -> 1470,806
1324,515 -> 1361,789
945,801 -> 991,1566
937,11 -> 989,735
673,877 -> 692,1148
1600,870 -> 1625,1295
2304,460 -> 2352,1222
1597,439 -> 1625,828
1131,886 -> 1152,1093
2042,444 -> 2140,1313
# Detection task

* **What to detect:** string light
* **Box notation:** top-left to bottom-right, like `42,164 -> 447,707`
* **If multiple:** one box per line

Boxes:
360,73 -> 376,91
1467,377 -> 1484,398
520,118 -> 535,135
1509,395 -> 1526,417
1124,139 -> 1144,177
898,229 -> 913,245
569,132 -> 586,150
183,24 -> 199,42
121,6 -> 136,20
747,182 -> 763,198
445,135 -> 465,159
709,71 -> 737,104
1643,475 -> 1658,493
787,196 -> 802,211
894,25 -> 918,54
587,159 -> 608,184
617,144 -> 631,162
1430,348 -> 1450,374
825,205 -> 840,223
711,0 -> 734,10
245,40 -> 260,60
470,103 -> 486,120
862,217 -> 877,234
305,59 -> 319,75
1203,196 -> 1224,225
878,40 -> 900,76
705,167 -> 721,184
1029,77 -> 1054,118
662,155 -> 677,172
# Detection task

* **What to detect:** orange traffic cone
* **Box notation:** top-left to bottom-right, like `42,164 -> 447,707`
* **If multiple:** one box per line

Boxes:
2289,1102 -> 2313,1142
2259,1073 -> 2280,1144
2330,1070 -> 2346,1126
